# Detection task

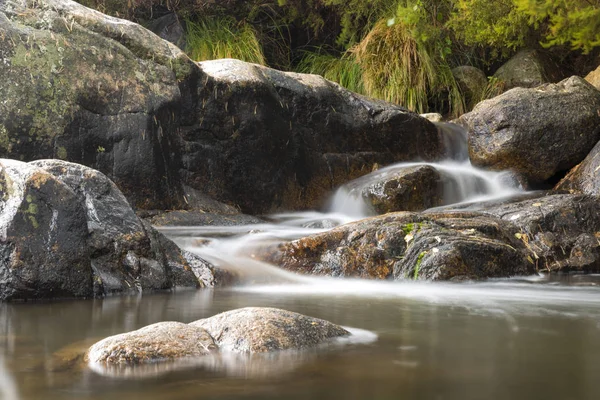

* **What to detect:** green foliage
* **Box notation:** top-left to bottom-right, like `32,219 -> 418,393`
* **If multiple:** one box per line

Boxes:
515,0 -> 600,53
185,17 -> 266,65
296,50 -> 364,94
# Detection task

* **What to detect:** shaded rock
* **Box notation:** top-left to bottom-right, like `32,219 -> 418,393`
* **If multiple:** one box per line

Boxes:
584,65 -> 600,90
190,307 -> 349,353
555,140 -> 600,195
145,211 -> 264,227
1,159 -> 222,301
493,49 -> 562,90
0,0 -> 197,210
146,13 -> 186,49
0,159 -> 92,300
182,59 -> 444,214
452,66 -> 488,107
459,76 -> 600,183
484,194 -> 600,272
263,212 -> 531,280
86,322 -> 217,365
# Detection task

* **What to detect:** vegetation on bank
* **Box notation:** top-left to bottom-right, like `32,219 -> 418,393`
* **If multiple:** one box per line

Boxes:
77,0 -> 600,116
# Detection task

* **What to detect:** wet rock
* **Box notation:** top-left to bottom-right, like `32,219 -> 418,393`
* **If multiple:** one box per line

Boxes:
483,194 -> 600,272
420,113 -> 443,122
0,159 -> 221,301
555,140 -> 600,195
190,307 -> 349,353
584,65 -> 600,90
0,159 -> 92,300
0,0 -> 197,210
264,212 -> 532,280
493,49 -> 562,90
452,66 -> 488,107
183,59 -> 443,214
459,76 -> 600,183
86,322 -> 217,365
145,211 -> 264,227
146,13 -> 186,49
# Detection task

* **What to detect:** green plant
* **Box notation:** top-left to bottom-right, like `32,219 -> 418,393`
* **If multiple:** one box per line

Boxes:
185,17 -> 267,64
296,49 -> 365,93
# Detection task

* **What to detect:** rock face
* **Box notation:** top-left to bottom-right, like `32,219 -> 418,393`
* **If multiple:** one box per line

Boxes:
264,212 -> 532,280
182,59 -> 442,213
584,65 -> 600,90
86,308 -> 350,368
0,159 -> 220,301
459,76 -> 600,183
452,66 -> 488,107
493,49 -> 562,90
147,13 -> 186,50
86,322 -> 217,365
555,140 -> 600,196
0,0 -> 197,210
0,0 -> 444,215
189,307 -> 349,353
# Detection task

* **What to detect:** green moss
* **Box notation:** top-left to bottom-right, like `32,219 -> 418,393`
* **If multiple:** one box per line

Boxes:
402,223 -> 415,235
413,250 -> 427,280
57,147 -> 68,159
28,215 -> 39,229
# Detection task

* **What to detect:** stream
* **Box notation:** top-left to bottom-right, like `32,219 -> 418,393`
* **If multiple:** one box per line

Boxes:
1,123 -> 600,399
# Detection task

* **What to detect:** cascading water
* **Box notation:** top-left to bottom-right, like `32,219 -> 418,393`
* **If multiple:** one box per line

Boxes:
162,122 -> 525,286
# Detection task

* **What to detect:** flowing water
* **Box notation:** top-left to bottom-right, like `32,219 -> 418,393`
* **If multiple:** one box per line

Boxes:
2,123 -> 600,399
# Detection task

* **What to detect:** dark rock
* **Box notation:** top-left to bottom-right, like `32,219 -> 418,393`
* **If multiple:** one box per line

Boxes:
0,0 -> 197,210
483,194 -> 600,272
86,322 -> 217,365
263,212 -> 532,280
146,13 -> 186,50
1,159 -> 221,301
493,49 -> 562,90
182,59 -> 444,214
555,139 -> 600,196
145,211 -> 264,227
0,159 -> 92,300
190,307 -> 349,353
585,65 -> 600,90
452,66 -> 488,107
459,76 -> 600,183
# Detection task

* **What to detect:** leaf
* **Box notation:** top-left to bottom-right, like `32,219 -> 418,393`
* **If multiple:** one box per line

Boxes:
515,232 -> 522,239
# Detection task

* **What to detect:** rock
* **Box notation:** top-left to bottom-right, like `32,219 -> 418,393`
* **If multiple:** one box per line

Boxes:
263,212 -> 532,280
555,140 -> 600,195
190,307 -> 349,353
0,0 -> 197,210
146,13 -> 186,50
145,211 -> 264,227
0,159 -> 92,300
493,49 -> 562,90
1,159 -> 222,301
584,65 -> 600,90
452,66 -> 488,107
182,59 -> 444,214
86,322 -> 217,365
483,194 -> 600,272
420,113 -> 443,122
344,165 -> 446,213
459,76 -> 600,183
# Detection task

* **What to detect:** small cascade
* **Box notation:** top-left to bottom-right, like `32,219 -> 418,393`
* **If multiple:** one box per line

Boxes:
327,122 -> 522,217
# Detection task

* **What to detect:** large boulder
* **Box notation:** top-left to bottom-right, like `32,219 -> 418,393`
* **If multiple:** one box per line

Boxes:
452,66 -> 488,108
584,65 -> 600,90
86,322 -> 217,365
189,307 -> 349,353
263,211 -> 532,280
459,76 -> 600,183
181,59 -> 443,213
0,159 -> 92,300
555,140 -> 600,196
0,159 -> 221,301
493,49 -> 562,90
484,194 -> 600,272
0,0 -> 197,209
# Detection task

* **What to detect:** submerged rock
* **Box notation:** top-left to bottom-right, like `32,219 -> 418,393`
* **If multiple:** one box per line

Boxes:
86,322 -> 217,365
459,76 -> 600,183
0,159 -> 221,301
493,49 -> 562,90
86,307 -> 350,369
190,307 -> 349,353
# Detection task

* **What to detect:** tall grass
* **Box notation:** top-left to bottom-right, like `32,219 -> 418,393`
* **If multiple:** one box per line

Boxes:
296,50 -> 365,94
185,17 -> 267,65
